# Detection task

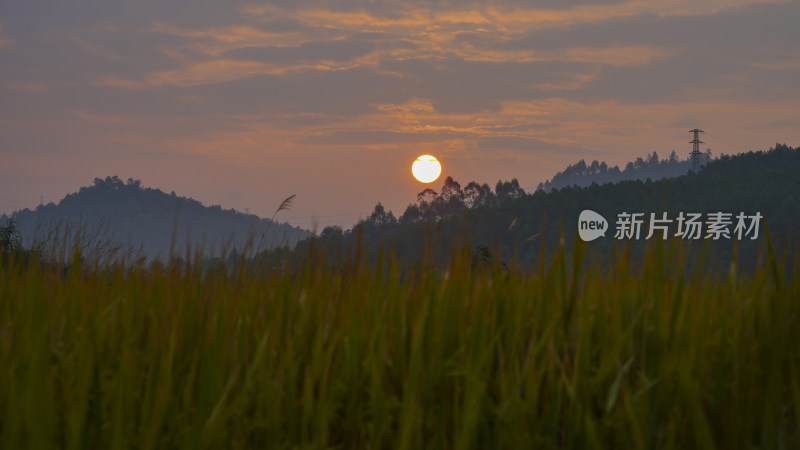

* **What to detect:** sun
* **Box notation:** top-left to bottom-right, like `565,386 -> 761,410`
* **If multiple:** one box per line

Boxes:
411,155 -> 442,183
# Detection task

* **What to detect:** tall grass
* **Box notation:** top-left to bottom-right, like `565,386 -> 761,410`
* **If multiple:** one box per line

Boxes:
1,234 -> 798,449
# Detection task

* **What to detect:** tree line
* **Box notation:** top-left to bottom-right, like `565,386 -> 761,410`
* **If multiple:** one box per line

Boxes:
294,143 -> 798,273
537,149 -> 711,192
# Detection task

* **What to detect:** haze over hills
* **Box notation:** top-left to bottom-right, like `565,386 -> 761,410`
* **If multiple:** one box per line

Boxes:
536,149 -> 712,192
6,176 -> 310,260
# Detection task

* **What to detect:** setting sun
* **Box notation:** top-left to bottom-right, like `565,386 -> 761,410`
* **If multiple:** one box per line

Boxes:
411,155 -> 442,183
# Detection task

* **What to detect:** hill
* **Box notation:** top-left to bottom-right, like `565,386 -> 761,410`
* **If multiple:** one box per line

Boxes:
536,149 -> 711,192
292,143 -> 799,271
8,176 -> 311,260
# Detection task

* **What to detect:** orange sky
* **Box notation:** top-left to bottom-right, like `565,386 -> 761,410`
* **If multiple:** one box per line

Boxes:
1,0 -> 799,229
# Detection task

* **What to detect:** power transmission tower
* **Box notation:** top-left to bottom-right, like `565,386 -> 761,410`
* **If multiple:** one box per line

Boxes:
689,128 -> 705,173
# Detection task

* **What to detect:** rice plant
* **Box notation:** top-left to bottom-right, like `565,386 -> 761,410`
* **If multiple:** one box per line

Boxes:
0,233 -> 798,449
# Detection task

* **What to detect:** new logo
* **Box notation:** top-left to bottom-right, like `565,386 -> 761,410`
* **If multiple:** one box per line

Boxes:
578,210 -> 608,242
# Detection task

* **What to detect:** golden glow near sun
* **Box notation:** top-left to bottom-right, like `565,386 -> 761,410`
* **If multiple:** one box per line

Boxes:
411,154 -> 442,183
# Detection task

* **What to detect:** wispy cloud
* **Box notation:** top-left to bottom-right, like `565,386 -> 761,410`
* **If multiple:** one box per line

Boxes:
97,3 -> 679,90
95,58 -> 375,89
96,60 -> 275,88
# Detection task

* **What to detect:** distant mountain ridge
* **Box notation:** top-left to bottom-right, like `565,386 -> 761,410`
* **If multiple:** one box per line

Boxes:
537,149 -> 712,192
9,176 -> 310,260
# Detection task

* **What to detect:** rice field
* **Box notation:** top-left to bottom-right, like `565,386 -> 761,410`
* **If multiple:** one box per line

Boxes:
1,236 -> 799,449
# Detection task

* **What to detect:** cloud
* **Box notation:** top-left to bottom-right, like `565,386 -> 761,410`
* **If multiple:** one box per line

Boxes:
96,60 -> 276,88
299,129 -> 440,146
90,1 -> 683,95
147,21 -> 308,55
223,39 -> 375,63
274,0 -> 786,35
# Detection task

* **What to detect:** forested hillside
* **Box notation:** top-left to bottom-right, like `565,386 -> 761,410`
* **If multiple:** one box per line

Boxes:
536,149 -> 711,192
296,143 -> 799,271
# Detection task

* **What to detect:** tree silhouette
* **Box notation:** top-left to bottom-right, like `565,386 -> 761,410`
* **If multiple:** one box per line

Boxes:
417,188 -> 438,206
495,179 -> 525,203
439,177 -> 464,202
464,181 -> 495,208
0,217 -> 18,253
367,202 -> 397,226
